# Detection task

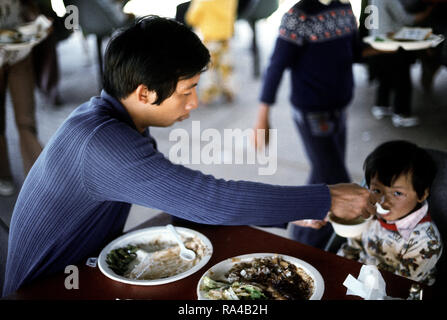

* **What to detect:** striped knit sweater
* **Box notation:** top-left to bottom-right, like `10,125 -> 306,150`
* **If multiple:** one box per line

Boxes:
3,91 -> 331,296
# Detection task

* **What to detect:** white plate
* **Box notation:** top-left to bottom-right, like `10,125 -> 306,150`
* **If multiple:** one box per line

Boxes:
98,226 -> 213,285
363,34 -> 444,51
0,36 -> 41,50
197,253 -> 324,300
0,15 -> 52,51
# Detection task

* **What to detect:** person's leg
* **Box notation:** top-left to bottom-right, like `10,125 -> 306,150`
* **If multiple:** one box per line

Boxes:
8,55 -> 42,175
199,40 -> 220,105
420,47 -> 441,93
218,40 -> 234,103
392,53 -> 413,116
376,80 -> 391,108
390,51 -> 419,127
371,55 -> 393,119
0,64 -> 16,196
32,33 -> 61,106
0,65 -> 12,180
294,110 -> 350,185
290,109 -> 350,249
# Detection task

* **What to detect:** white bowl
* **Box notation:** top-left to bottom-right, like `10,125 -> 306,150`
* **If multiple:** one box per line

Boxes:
328,214 -> 371,238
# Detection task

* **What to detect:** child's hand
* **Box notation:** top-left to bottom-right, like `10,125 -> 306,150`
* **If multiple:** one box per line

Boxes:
292,219 -> 327,229
252,103 -> 270,150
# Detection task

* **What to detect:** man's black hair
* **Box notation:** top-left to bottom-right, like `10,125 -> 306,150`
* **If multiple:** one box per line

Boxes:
103,15 -> 210,104
363,140 -> 437,199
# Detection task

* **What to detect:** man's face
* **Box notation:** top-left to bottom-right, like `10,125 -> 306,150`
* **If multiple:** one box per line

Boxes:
145,74 -> 200,127
368,173 -> 427,221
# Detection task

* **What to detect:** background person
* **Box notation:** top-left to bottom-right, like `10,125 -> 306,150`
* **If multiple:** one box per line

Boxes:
186,0 -> 238,105
368,0 -> 433,127
0,0 -> 44,196
252,0 -> 365,249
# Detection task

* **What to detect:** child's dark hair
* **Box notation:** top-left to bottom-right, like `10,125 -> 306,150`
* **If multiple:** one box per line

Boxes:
103,15 -> 210,104
363,140 -> 437,199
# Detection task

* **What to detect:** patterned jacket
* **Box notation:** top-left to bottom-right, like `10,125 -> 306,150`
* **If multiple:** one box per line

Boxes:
338,204 -> 443,286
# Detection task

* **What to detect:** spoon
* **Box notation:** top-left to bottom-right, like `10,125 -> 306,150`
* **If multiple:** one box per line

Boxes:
166,224 -> 196,261
375,202 -> 390,215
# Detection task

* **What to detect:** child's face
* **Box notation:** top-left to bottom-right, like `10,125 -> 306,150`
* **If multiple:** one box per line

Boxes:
369,172 -> 428,221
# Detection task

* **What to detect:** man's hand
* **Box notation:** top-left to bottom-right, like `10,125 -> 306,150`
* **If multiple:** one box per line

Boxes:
328,183 -> 373,220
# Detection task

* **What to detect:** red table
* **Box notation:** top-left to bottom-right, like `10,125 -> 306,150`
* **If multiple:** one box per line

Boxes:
4,213 -> 433,300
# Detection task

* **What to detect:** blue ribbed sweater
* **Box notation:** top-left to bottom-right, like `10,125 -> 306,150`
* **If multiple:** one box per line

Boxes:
3,91 -> 330,296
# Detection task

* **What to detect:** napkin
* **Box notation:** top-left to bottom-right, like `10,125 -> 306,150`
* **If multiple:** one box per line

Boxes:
343,265 -> 387,300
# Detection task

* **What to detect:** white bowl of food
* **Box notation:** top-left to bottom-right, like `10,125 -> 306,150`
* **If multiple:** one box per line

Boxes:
328,213 -> 371,238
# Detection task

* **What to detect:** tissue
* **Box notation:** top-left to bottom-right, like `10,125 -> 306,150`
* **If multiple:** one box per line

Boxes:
343,265 -> 387,300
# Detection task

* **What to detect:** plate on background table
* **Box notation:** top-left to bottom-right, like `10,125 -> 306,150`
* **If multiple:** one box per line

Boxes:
363,34 -> 444,51
197,253 -> 324,300
0,15 -> 51,50
98,226 -> 213,285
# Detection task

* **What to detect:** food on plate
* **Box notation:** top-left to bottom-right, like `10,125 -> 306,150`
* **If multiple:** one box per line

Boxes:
0,29 -> 23,43
392,27 -> 432,41
106,235 -> 207,280
106,244 -> 138,276
201,256 -> 314,300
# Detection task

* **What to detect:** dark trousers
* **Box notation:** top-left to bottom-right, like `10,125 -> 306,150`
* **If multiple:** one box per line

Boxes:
371,51 -> 415,116
290,108 -> 350,249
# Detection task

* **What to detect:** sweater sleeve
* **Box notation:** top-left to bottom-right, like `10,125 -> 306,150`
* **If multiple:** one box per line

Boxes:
82,121 -> 331,226
259,37 -> 302,105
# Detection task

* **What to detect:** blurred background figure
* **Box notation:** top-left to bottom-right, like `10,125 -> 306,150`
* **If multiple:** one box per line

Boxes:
30,0 -> 73,107
252,0 -> 363,249
186,0 -> 238,105
400,0 -> 447,93
368,0 -> 433,128
0,0 -> 44,196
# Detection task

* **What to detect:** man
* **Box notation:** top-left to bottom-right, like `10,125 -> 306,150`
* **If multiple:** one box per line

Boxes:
3,16 -> 370,297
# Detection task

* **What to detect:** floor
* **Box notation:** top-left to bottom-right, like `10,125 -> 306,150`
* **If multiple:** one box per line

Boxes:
1,17 -> 447,240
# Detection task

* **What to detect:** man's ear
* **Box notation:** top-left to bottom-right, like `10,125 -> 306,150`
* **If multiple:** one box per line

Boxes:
135,84 -> 157,105
418,188 -> 430,202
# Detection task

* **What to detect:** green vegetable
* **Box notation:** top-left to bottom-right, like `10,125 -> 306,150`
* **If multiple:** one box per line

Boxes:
202,276 -> 229,289
201,276 -> 267,300
240,284 -> 267,300
106,244 -> 138,276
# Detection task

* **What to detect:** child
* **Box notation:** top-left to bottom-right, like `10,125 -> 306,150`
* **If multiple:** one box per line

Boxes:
337,140 -> 443,285
186,0 -> 237,104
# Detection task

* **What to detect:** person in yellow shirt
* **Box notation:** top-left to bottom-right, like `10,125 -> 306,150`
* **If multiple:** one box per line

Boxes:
186,0 -> 238,105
